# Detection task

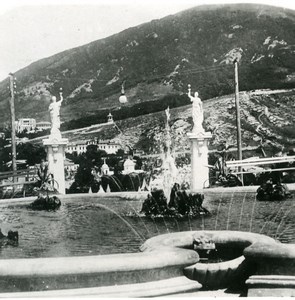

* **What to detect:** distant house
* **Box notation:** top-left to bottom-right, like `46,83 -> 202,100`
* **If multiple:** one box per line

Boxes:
107,112 -> 114,123
100,159 -> 114,176
122,158 -> 135,174
66,141 -> 88,155
65,139 -> 121,155
64,158 -> 79,172
36,121 -> 51,131
15,118 -> 36,133
97,140 -> 121,154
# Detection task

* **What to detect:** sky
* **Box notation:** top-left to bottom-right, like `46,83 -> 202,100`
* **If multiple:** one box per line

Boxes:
0,0 -> 294,81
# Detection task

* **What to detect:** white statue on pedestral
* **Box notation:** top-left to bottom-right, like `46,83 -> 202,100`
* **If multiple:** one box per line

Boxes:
49,89 -> 63,137
187,84 -> 204,134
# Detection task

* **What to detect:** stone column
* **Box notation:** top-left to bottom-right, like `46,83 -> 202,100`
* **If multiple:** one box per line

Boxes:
188,132 -> 212,192
43,136 -> 68,194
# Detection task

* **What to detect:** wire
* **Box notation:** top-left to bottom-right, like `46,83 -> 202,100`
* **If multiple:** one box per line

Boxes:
22,63 -> 233,84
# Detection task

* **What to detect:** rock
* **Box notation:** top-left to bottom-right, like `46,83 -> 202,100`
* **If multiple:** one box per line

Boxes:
0,229 -> 18,246
29,194 -> 61,211
141,183 -> 210,217
256,181 -> 291,201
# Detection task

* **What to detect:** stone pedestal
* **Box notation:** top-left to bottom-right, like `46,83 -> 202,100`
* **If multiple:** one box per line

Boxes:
43,136 -> 68,194
187,131 -> 212,192
247,275 -> 295,297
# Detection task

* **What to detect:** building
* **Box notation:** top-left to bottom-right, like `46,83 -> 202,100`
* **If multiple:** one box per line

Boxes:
66,141 -> 88,155
15,118 -> 36,133
65,139 -> 121,155
100,158 -> 114,175
107,112 -> 114,124
97,140 -> 121,154
36,121 -> 51,131
122,157 -> 135,174
64,158 -> 79,172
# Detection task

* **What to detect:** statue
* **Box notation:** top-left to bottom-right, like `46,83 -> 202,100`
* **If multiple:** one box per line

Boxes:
49,88 -> 63,137
187,84 -> 204,134
165,106 -> 170,127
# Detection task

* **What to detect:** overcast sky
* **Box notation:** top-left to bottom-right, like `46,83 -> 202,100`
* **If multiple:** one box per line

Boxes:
0,0 -> 294,81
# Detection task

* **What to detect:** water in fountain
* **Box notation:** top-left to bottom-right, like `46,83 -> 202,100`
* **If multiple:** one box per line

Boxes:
161,107 -> 178,203
0,187 -> 294,260
238,192 -> 247,231
99,173 -> 146,192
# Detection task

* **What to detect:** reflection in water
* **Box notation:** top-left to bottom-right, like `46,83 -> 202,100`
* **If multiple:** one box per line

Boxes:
249,192 -> 257,232
238,192 -> 247,231
0,191 -> 294,259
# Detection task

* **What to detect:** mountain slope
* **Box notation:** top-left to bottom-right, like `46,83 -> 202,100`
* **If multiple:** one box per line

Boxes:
0,3 -> 295,126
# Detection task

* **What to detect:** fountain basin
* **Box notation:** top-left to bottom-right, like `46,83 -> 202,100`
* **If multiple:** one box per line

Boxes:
0,193 -> 200,294
0,248 -> 199,293
0,189 -> 294,296
141,230 -> 277,289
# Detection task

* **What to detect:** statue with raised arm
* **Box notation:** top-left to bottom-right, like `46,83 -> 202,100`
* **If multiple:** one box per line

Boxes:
187,84 -> 204,134
49,88 -> 63,137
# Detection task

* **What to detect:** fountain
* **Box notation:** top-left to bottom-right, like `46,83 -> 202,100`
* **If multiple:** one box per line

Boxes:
0,87 -> 295,297
162,106 -> 178,202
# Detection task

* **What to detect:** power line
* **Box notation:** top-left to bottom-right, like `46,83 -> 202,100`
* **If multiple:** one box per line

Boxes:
26,63 -> 233,84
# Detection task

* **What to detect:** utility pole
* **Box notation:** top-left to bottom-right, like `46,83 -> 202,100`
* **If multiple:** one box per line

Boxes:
234,59 -> 243,184
9,73 -> 17,178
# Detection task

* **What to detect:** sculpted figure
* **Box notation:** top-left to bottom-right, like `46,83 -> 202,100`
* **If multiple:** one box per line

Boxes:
187,84 -> 204,134
49,89 -> 63,135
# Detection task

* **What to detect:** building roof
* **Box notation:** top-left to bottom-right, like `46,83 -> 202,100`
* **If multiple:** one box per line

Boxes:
64,158 -> 78,166
124,158 -> 135,167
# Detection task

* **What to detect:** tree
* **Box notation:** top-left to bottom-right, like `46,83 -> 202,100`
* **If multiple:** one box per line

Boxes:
16,143 -> 46,165
71,146 -> 107,192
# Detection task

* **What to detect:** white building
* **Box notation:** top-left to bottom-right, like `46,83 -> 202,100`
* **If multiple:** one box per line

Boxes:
65,139 -> 121,155
100,158 -> 114,175
15,118 -> 36,133
64,158 -> 79,172
97,140 -> 121,154
122,158 -> 135,174
36,121 -> 51,131
66,141 -> 88,155
107,112 -> 114,123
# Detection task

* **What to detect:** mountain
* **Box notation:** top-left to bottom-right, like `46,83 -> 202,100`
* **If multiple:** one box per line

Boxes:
0,3 -> 295,126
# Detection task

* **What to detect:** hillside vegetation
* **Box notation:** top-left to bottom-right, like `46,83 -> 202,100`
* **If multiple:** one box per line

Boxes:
0,4 -> 295,127
30,89 -> 295,158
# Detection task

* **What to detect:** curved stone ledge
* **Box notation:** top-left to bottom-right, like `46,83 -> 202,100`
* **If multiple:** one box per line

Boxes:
0,192 -> 148,206
0,248 -> 198,293
0,276 -> 201,298
246,275 -> 295,297
244,242 -> 295,276
141,230 -> 276,251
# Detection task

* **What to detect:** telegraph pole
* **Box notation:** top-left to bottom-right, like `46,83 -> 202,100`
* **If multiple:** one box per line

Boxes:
234,60 -> 243,184
9,73 -> 17,177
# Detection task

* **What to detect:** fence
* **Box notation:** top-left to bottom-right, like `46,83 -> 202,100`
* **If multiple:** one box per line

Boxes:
226,156 -> 295,175
0,168 -> 38,198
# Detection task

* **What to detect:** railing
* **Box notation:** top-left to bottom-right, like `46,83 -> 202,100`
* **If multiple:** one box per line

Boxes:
226,156 -> 295,175
0,168 -> 39,198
